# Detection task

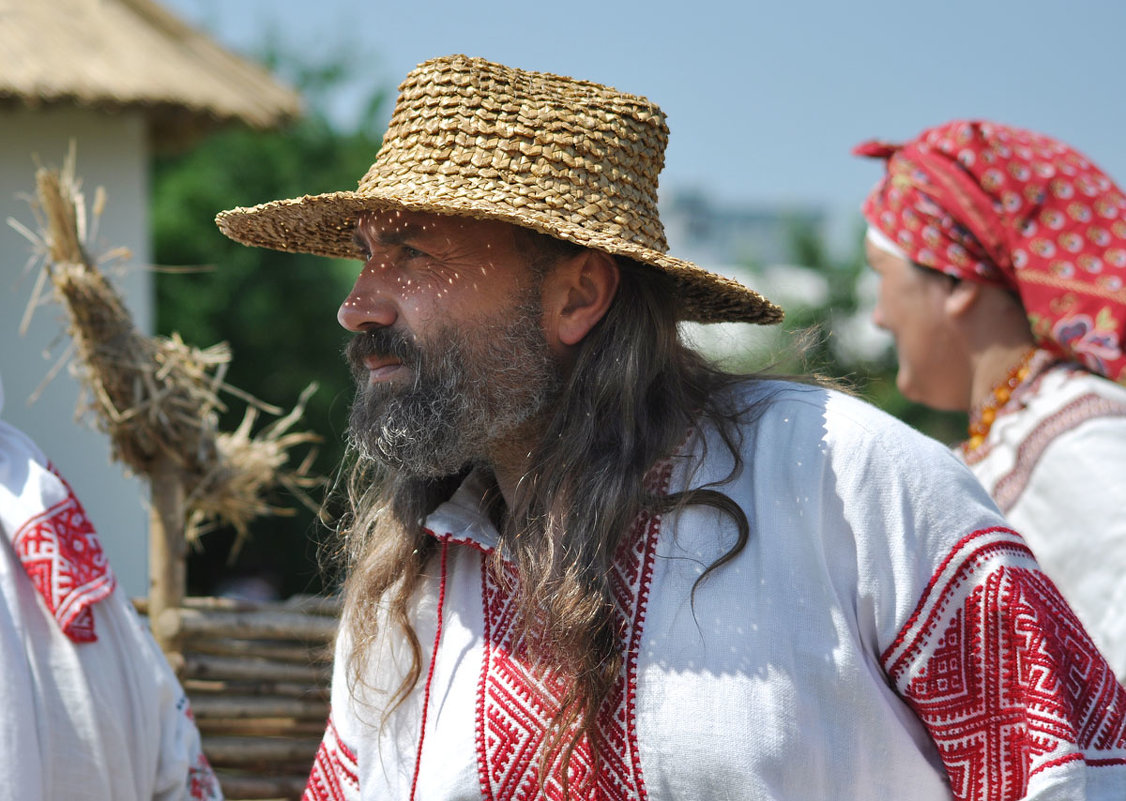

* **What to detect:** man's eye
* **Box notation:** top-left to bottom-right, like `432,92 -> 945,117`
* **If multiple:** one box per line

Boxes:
401,245 -> 425,260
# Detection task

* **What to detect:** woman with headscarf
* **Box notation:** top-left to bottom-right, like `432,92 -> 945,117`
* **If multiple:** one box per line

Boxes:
855,120 -> 1126,682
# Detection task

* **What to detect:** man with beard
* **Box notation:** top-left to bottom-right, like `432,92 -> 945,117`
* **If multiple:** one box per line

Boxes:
342,212 -> 563,479
217,55 -> 1126,801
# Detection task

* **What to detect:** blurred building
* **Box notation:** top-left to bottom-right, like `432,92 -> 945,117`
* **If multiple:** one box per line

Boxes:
0,0 -> 300,596
661,188 -> 891,367
662,188 -> 827,269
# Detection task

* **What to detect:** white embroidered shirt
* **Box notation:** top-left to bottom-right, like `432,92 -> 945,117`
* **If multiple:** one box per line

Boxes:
307,382 -> 1126,801
961,353 -> 1126,682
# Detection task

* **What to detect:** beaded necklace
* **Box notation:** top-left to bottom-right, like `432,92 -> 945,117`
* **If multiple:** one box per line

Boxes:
965,348 -> 1039,452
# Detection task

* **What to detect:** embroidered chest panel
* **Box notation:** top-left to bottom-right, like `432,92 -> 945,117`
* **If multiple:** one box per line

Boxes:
475,468 -> 670,801
990,391 -> 1126,512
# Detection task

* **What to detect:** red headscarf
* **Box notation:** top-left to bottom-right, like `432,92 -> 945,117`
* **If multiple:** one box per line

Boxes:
855,120 -> 1126,383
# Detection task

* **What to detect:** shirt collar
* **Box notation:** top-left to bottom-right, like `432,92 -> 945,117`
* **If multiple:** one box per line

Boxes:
422,468 -> 501,554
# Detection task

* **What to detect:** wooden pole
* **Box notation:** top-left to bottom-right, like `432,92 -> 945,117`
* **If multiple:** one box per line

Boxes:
201,735 -> 324,767
190,695 -> 328,721
177,652 -> 330,685
159,607 -> 338,642
149,455 -> 186,654
210,773 -> 310,799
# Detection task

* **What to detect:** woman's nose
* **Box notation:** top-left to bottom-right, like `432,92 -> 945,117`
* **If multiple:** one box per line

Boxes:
870,303 -> 887,331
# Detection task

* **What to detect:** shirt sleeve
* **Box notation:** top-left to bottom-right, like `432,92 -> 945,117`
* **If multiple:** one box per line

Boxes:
881,527 -> 1126,801
303,627 -> 360,801
804,388 -> 1126,799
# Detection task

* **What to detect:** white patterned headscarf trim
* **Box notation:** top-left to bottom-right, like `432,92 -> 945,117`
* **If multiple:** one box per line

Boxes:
866,225 -> 908,261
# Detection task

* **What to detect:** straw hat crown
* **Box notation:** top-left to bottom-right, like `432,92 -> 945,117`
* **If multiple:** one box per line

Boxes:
217,54 -> 782,325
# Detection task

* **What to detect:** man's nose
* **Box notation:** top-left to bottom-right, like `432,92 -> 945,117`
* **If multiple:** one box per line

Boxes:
338,266 -> 398,332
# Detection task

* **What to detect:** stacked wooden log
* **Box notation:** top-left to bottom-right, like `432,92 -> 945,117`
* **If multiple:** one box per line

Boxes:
136,594 -> 340,800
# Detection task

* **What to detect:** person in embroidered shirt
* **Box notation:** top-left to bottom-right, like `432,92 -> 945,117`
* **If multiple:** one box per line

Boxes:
0,371 -> 222,801
217,56 -> 1126,801
854,120 -> 1126,683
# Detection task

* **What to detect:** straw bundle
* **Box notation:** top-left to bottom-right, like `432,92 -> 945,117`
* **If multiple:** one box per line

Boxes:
10,149 -> 336,799
9,148 -> 323,547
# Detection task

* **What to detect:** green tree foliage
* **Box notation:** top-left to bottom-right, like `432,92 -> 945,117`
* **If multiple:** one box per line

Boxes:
151,51 -> 389,598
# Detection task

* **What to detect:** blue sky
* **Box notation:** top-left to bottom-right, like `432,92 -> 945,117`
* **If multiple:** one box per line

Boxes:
165,0 -> 1126,226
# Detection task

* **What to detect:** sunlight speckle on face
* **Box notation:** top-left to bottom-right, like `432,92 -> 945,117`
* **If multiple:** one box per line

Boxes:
340,208 -> 539,338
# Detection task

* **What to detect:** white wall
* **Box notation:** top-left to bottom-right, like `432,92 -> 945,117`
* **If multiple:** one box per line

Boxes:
1,106 -> 152,598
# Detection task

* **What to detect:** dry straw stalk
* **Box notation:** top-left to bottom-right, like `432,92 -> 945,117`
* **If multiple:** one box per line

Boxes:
10,147 -> 324,550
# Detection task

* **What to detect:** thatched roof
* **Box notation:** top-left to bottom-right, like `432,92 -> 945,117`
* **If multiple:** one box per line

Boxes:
0,0 -> 302,148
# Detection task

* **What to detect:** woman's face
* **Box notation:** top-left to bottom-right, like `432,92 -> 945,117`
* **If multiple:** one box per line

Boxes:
867,240 -> 972,411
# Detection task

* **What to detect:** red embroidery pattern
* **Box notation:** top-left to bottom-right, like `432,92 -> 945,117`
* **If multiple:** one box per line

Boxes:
475,463 -> 671,801
188,751 -> 222,801
990,391 -> 1126,511
178,690 -> 222,798
884,528 -> 1126,801
12,466 -> 114,642
304,717 -> 360,801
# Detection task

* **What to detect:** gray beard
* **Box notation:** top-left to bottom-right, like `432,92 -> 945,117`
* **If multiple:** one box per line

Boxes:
345,298 -> 561,478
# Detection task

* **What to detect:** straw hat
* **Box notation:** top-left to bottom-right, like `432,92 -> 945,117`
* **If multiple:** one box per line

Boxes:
216,54 -> 782,325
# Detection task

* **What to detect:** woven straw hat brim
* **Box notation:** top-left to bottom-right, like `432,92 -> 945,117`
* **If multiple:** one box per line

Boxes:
217,54 -> 783,325
216,190 -> 783,326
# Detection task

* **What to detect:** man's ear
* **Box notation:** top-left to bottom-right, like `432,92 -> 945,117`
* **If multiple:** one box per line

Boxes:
543,249 -> 620,347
